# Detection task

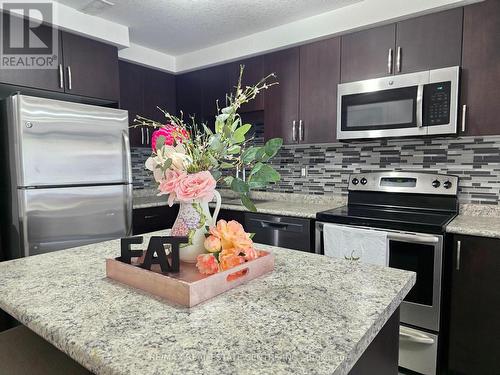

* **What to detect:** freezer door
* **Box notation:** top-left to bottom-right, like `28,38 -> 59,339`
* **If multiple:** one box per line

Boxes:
10,95 -> 131,187
18,184 -> 132,256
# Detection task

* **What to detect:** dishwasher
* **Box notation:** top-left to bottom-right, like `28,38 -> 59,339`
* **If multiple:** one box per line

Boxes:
245,213 -> 313,252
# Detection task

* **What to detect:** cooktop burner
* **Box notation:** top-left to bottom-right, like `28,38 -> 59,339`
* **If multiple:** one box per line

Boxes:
316,205 -> 457,234
316,172 -> 459,234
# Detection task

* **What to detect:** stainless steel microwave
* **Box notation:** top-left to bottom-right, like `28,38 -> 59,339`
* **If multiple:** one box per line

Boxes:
337,66 -> 460,140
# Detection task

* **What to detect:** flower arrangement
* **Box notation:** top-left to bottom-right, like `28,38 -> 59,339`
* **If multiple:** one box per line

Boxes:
135,66 -> 282,211
196,219 -> 263,278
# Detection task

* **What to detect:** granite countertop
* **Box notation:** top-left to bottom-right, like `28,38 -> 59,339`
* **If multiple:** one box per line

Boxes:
133,189 -> 346,219
0,231 -> 415,375
446,204 -> 500,239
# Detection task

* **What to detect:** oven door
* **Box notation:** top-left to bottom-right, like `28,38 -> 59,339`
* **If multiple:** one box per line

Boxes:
315,222 -> 442,331
337,71 -> 428,140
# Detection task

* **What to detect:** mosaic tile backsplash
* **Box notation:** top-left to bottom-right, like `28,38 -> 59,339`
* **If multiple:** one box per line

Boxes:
131,135 -> 500,205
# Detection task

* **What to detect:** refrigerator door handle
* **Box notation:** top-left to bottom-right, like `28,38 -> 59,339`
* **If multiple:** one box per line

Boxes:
122,130 -> 133,184
125,184 -> 133,236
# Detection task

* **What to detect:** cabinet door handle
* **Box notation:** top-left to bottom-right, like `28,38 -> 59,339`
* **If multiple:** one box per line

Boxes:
396,46 -> 402,73
66,66 -> 72,90
141,127 -> 145,145
387,48 -> 393,74
456,240 -> 461,271
292,120 -> 297,142
146,128 -> 150,145
461,104 -> 467,133
144,214 -> 159,220
299,120 -> 304,142
58,64 -> 64,89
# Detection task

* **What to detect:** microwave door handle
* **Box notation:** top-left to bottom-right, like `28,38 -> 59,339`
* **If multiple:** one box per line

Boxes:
416,84 -> 424,128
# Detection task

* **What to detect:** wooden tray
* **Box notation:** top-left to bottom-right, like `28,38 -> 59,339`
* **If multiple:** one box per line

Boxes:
106,251 -> 275,307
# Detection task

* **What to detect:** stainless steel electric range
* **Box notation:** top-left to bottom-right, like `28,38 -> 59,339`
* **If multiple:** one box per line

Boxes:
315,171 -> 459,375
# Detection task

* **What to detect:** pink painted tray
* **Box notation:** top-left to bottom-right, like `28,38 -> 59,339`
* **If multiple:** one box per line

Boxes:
106,251 -> 275,307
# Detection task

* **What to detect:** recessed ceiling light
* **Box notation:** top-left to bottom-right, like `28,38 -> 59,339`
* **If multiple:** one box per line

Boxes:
80,0 -> 114,15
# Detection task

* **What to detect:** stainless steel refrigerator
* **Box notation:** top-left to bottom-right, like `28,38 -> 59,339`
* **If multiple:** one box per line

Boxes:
0,94 -> 132,259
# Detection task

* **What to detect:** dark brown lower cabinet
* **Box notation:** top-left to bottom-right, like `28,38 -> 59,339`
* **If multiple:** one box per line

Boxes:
132,205 -> 179,235
448,235 -> 500,374
217,209 -> 246,225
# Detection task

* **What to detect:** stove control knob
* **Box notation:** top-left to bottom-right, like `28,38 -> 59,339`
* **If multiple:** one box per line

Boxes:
443,180 -> 452,189
432,180 -> 441,188
360,178 -> 368,185
352,178 -> 359,185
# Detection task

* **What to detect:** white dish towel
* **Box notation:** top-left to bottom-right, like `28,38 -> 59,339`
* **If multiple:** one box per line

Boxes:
323,223 -> 389,266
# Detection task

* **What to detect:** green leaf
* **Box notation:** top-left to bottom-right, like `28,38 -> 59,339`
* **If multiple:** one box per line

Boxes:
264,138 -> 283,159
250,162 -> 264,176
231,177 -> 249,194
210,170 -> 222,180
240,194 -> 257,212
231,118 -> 242,132
227,145 -> 241,154
223,176 -> 234,186
248,180 -> 267,189
231,123 -> 252,144
248,232 -> 256,239
202,124 -> 214,136
250,164 -> 280,183
255,147 -> 267,162
155,135 -> 166,149
221,106 -> 232,114
241,146 -> 260,164
220,162 -> 234,169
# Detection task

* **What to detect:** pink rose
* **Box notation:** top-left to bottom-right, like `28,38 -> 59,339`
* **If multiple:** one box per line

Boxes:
196,254 -> 219,275
175,171 -> 216,203
159,169 -> 187,206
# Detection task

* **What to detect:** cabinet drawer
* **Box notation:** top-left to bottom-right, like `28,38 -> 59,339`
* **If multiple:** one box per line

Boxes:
132,205 -> 179,235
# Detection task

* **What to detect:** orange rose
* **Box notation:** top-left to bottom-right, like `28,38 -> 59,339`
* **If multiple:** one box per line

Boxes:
196,254 -> 219,275
219,254 -> 244,271
204,235 -> 221,253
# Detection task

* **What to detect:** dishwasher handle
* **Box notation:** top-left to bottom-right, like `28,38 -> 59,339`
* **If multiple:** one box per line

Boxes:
259,220 -> 289,230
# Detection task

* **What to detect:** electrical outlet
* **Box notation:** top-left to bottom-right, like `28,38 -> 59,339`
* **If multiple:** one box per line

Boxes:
301,166 -> 307,177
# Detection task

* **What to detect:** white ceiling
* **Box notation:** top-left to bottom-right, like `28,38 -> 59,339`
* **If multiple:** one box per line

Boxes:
54,0 -> 360,55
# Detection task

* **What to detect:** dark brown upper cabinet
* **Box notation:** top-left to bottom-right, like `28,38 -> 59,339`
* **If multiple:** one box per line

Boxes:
299,37 -> 340,144
460,0 -> 500,136
264,47 -> 300,145
341,9 -> 462,82
0,24 -> 119,102
341,24 -> 396,83
228,56 -> 265,113
61,32 -> 119,102
176,70 -> 203,123
119,61 -> 144,148
119,61 -> 176,148
143,67 -> 176,123
395,8 -> 463,74
0,24 -> 64,92
448,235 -> 500,375
201,63 -> 232,124
264,39 -> 340,144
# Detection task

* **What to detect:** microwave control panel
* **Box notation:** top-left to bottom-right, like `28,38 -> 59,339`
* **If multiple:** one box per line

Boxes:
423,81 -> 451,126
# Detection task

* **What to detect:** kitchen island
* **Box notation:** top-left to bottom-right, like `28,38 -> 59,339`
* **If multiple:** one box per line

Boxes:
0,231 -> 415,375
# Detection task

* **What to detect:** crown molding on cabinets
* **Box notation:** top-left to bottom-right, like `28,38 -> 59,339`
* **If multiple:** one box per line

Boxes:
118,43 -> 176,74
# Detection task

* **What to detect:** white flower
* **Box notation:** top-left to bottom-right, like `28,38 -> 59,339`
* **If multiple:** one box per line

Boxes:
145,144 -> 191,179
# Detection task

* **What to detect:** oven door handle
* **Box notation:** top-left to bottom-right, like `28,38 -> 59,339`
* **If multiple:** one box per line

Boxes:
400,326 -> 435,345
388,232 -> 439,244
